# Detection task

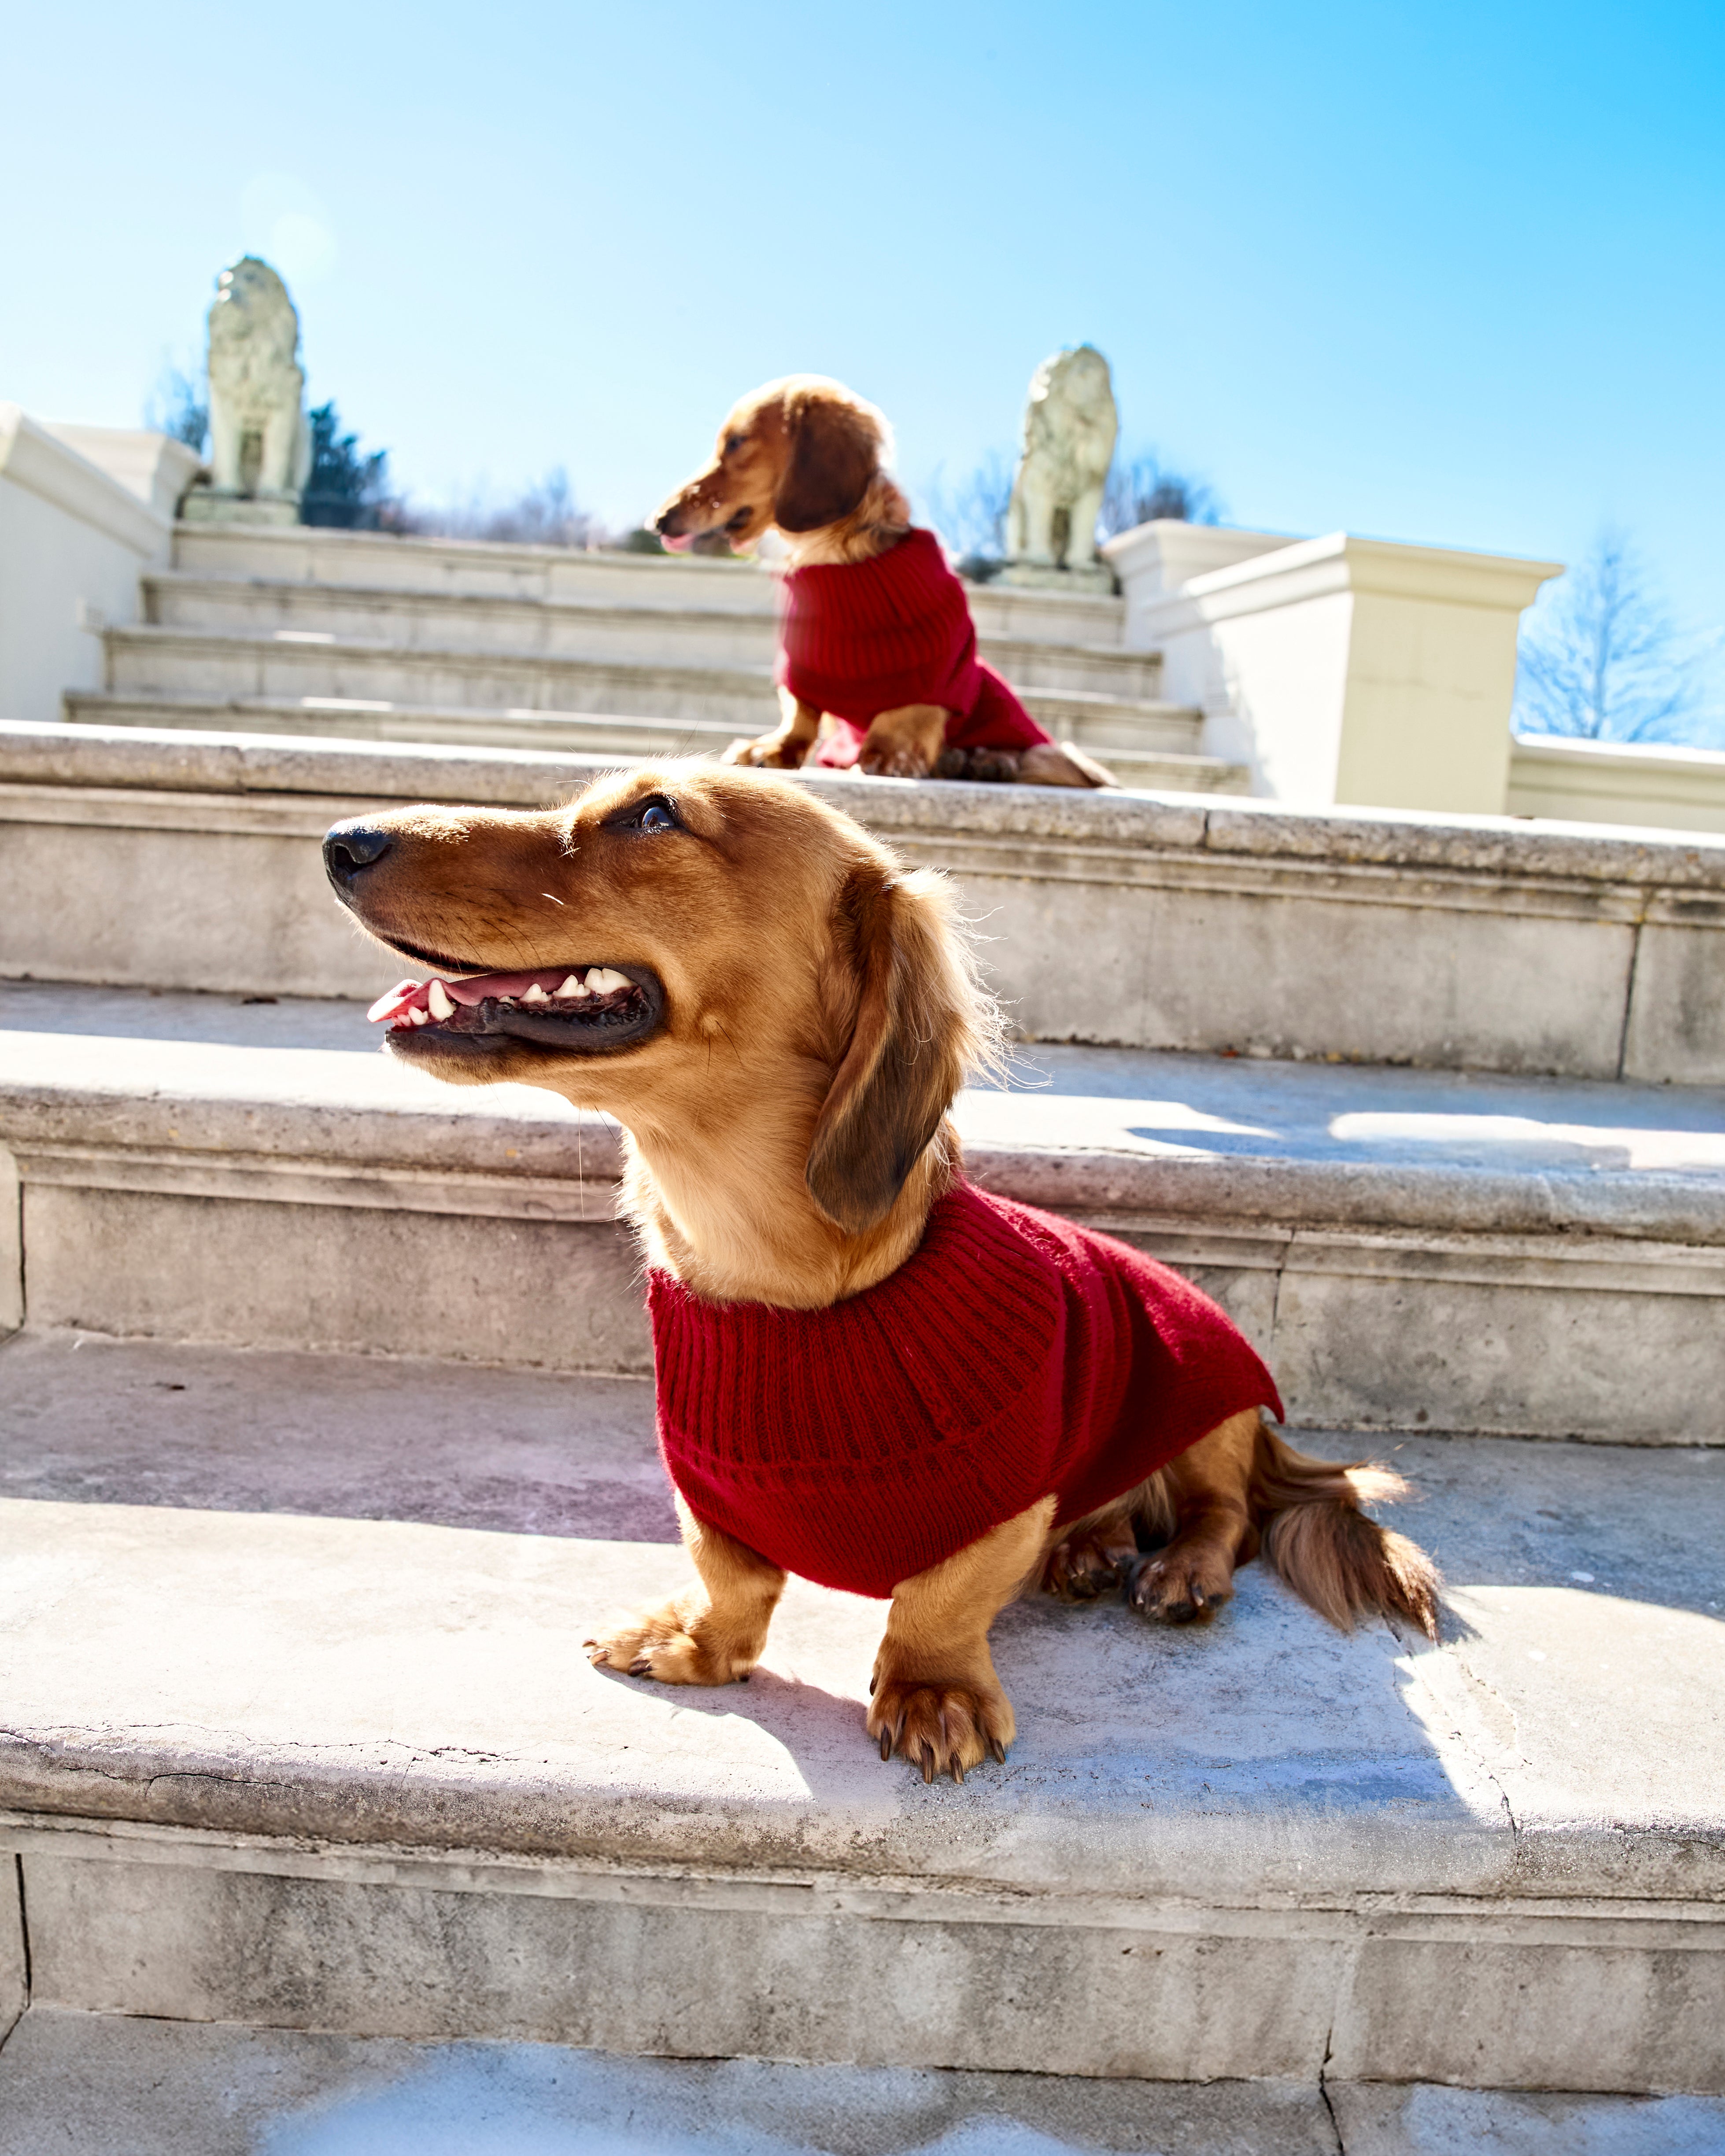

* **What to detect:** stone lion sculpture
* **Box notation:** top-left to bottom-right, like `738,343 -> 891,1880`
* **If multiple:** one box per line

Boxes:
1005,345 -> 1119,580
205,256 -> 311,504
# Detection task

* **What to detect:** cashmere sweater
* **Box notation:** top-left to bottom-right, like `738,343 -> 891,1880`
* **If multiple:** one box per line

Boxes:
649,1182 -> 1283,1599
776,529 -> 1053,768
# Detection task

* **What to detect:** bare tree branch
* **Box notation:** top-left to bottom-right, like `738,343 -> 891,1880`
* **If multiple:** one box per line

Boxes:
1514,530 -> 1699,743
387,468 -> 608,549
1100,449 -> 1223,537
921,451 -> 1015,569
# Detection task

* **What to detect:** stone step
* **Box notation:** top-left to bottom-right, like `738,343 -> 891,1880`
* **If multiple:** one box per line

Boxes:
66,681 -> 1228,777
170,520 -> 1131,648
4,721 -> 1722,1085
108,618 -> 1166,715
4,2010 -> 1722,2156
3,980 -> 1722,1441
0,1325 -> 1721,2096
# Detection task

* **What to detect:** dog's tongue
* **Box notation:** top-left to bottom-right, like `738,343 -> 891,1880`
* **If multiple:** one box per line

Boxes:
659,531 -> 694,553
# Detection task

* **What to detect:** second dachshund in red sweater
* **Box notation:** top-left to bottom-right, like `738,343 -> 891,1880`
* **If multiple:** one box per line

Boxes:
654,375 -> 1114,788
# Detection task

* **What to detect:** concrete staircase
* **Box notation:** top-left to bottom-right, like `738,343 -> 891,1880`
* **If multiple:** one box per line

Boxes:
62,523 -> 1249,794
2,521 -> 1724,2136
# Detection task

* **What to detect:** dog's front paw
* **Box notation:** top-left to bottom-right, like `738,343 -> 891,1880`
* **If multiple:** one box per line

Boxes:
722,729 -> 810,770
584,1598 -> 754,1684
1126,1546 -> 1236,1626
867,1662 -> 1014,1782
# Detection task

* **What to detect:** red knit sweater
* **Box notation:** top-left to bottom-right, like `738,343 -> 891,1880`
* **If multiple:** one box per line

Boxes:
649,1183 -> 1282,1599
776,530 -> 1052,769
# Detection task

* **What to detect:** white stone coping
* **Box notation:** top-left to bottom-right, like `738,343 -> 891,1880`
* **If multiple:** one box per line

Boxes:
7,720 -> 1725,889
1132,531 -> 1564,637
0,408 -> 170,557
1514,732 -> 1725,778
1100,517 -> 1297,590
41,426 -> 202,523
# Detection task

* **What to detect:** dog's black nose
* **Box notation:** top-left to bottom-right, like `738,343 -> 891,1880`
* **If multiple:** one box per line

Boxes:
324,822 -> 392,887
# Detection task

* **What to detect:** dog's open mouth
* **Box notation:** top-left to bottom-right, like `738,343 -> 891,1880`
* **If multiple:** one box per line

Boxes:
368,964 -> 664,1055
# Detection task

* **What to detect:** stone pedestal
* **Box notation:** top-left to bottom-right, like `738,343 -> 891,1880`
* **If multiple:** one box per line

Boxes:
998,560 -> 1115,594
180,489 -> 300,528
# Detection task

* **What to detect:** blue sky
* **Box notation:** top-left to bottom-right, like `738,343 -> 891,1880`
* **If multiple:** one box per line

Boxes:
4,2 -> 1722,717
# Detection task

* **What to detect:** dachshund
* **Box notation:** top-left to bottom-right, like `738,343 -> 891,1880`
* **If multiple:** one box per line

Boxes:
327,763 -> 1439,1784
654,376 -> 1114,790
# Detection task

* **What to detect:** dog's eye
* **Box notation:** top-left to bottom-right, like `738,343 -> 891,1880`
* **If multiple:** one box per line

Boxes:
724,432 -> 746,456
636,798 -> 678,834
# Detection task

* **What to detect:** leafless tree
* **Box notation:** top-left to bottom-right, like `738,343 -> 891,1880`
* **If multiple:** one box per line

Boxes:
1099,450 -> 1222,536
388,468 -> 607,548
1514,531 -> 1699,742
921,451 -> 1015,568
144,360 -> 208,454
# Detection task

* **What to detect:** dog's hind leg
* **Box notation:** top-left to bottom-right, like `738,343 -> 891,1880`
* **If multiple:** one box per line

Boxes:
854,703 -> 951,779
585,1495 -> 786,1685
868,1495 -> 1056,1782
1125,1408 -> 1263,1625
1041,1500 -> 1139,1599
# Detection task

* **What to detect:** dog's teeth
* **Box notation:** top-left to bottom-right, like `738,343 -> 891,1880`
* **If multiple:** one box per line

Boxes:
408,1006 -> 429,1026
556,975 -> 587,999
521,984 -> 550,1004
586,967 -> 631,995
426,979 -> 455,1021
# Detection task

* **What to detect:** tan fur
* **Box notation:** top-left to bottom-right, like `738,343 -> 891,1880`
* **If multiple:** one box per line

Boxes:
332,762 -> 1440,1781
584,1494 -> 786,1685
653,376 -> 1113,789
869,1498 -> 1055,1782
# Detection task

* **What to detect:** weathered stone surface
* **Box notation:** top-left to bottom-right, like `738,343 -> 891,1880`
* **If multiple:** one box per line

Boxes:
0,1342 -> 1721,2088
4,984 -> 1723,1429
0,2008 -> 1345,2156
6,722 -> 1721,1075
8,2008 -> 1724,2155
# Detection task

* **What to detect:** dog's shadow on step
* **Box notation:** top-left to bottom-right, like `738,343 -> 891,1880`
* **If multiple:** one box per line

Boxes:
584,1654 -> 976,1799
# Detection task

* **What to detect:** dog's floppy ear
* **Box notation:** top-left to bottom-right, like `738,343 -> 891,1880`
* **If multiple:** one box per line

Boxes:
774,391 -> 878,533
806,865 -> 981,1235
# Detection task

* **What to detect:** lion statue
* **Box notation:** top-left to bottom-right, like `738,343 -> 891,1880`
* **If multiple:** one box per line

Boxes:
204,257 -> 311,503
1005,345 -> 1119,577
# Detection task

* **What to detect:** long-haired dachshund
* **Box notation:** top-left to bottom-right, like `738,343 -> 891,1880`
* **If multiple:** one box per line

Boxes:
328,766 -> 1438,1783
654,376 -> 1115,790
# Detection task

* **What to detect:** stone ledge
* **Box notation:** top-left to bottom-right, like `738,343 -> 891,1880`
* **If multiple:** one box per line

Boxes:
3,992 -> 1724,1434
1,2007 -> 1719,2155
0,1344 -> 1721,2090
7,720 -> 1724,888
4,1017 -> 1724,1248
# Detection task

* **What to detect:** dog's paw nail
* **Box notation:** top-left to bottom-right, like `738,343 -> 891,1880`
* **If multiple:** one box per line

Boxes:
735,1672 -> 749,1684
921,1753 -> 935,1786
879,1728 -> 893,1761
868,1673 -> 877,1696
951,1756 -> 964,1784
989,1737 -> 1008,1765
628,1656 -> 652,1676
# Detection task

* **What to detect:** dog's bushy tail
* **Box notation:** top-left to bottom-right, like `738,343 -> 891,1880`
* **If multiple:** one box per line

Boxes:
1249,1422 -> 1440,1639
